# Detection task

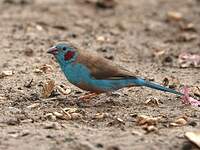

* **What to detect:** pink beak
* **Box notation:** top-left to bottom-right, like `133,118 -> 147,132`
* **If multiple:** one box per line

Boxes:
47,47 -> 58,55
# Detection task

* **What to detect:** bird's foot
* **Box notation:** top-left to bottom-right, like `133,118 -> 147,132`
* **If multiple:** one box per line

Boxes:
79,92 -> 99,102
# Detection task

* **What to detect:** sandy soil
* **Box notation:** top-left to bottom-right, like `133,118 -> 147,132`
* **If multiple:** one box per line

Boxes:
0,0 -> 200,150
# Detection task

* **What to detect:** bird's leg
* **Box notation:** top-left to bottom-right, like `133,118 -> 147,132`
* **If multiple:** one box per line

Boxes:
79,92 -> 99,102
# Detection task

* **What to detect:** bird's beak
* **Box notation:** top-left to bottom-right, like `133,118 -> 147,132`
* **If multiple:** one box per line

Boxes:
47,46 -> 58,55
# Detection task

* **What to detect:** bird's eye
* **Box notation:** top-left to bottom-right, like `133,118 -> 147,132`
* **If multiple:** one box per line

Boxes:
63,47 -> 67,51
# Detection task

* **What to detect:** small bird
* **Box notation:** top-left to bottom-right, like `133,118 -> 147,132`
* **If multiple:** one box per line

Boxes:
48,42 -> 183,100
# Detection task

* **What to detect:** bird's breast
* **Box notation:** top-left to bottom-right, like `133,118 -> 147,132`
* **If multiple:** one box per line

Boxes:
62,63 -> 91,85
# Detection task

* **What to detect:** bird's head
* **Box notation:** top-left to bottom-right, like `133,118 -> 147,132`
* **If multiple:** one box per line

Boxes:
47,43 -> 77,64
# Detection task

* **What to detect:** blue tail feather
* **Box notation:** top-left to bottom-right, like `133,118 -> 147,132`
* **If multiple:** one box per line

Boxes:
132,78 -> 183,96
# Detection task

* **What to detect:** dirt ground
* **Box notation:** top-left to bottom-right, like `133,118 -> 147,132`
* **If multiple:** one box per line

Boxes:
0,0 -> 200,150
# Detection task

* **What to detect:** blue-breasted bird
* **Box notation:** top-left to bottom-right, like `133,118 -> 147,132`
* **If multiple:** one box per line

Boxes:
47,42 -> 183,100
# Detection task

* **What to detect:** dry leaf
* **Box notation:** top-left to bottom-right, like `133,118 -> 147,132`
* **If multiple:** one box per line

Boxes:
152,48 -> 166,58
42,80 -> 55,98
70,113 -> 83,119
144,97 -> 161,106
56,85 -> 71,95
44,113 -> 57,121
191,86 -> 200,97
62,107 -> 78,113
185,131 -> 200,148
0,70 -> 13,78
136,115 -> 160,126
53,111 -> 71,120
116,117 -> 125,124
170,117 -> 187,127
175,118 -> 187,124
27,103 -> 40,109
53,112 -> 63,118
162,76 -> 180,88
180,23 -> 196,31
178,52 -> 200,68
34,69 -> 43,74
144,125 -> 158,132
61,108 -> 83,120
167,11 -> 183,21
94,113 -> 109,119
49,108 -> 83,121
177,33 -> 197,42
34,64 -> 53,74
39,64 -> 53,73
61,110 -> 73,120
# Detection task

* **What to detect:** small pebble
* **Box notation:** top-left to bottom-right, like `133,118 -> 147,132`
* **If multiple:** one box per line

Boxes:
44,122 -> 62,130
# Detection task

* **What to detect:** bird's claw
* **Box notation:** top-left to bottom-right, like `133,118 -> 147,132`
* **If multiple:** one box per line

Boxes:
79,92 -> 99,102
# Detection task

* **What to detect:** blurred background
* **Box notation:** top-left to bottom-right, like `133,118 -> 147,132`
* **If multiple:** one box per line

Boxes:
0,0 -> 200,150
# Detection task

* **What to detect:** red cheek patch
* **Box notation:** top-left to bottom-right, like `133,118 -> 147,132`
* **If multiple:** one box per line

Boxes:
64,51 -> 75,61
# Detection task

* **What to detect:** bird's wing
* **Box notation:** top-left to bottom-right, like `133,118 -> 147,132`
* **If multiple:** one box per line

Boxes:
76,49 -> 137,80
